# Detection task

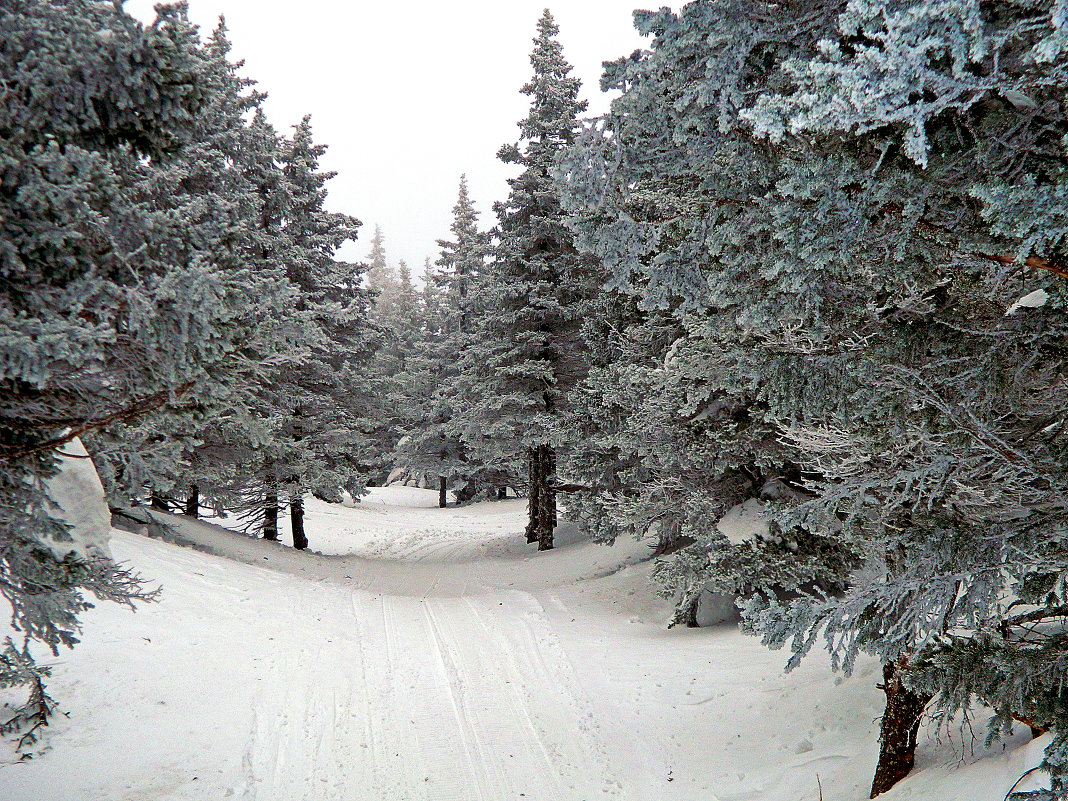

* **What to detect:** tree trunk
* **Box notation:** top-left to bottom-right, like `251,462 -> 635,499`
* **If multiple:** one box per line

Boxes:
870,658 -> 931,798
525,444 -> 556,550
291,492 -> 308,550
263,484 -> 279,541
184,484 -> 199,518
454,484 -> 477,504
438,476 -> 447,508
683,592 -> 702,628
538,445 -> 556,551
525,446 -> 541,544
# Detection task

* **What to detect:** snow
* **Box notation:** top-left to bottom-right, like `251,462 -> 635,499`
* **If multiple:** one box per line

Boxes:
717,498 -> 770,545
0,488 -> 1048,800
1006,288 -> 1049,315
41,437 -> 112,561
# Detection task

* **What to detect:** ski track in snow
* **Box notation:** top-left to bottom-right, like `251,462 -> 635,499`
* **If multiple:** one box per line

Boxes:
232,591 -> 622,801
1,488 -> 1048,801
125,495 -> 630,801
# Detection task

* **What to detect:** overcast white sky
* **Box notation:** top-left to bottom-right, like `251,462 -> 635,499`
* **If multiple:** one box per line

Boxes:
124,0 -> 655,273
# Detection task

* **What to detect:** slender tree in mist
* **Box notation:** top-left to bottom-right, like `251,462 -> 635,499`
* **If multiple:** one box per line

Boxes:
464,10 -> 592,550
393,176 -> 491,505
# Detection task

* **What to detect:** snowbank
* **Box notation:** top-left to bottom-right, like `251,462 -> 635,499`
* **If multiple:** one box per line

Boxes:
41,437 -> 112,561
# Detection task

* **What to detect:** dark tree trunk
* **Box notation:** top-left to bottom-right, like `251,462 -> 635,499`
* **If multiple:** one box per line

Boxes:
683,592 -> 702,628
525,444 -> 557,550
525,446 -> 542,544
652,521 -> 695,557
538,445 -> 557,551
184,484 -> 199,518
291,492 -> 308,551
150,492 -> 168,512
454,484 -> 477,504
438,476 -> 447,508
870,658 -> 931,798
263,484 -> 279,541
286,407 -> 308,551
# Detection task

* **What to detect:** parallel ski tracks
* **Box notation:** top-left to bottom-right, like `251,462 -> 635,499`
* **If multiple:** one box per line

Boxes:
234,574 -> 623,799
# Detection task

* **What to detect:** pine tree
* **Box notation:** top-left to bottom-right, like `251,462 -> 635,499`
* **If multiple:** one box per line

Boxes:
562,0 -> 1068,795
559,0 -> 855,625
463,10 -> 592,549
741,2 -> 1068,794
87,20 -> 308,528
366,224 -> 401,320
260,116 -> 370,550
392,176 -> 491,504
0,0 -> 208,728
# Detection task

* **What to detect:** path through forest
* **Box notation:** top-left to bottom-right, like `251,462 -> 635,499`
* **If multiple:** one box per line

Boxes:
0,489 -> 1047,801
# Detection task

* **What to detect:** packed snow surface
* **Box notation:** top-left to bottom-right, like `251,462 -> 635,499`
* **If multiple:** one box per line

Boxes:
0,488 -> 1046,800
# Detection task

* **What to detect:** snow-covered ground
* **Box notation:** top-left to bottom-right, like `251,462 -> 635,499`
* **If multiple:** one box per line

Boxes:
0,488 -> 1049,800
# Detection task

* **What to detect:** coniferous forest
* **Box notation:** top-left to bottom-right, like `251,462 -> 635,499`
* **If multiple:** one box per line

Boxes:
4,1 -> 1068,799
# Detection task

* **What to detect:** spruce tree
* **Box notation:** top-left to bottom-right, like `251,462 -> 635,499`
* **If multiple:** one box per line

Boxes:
259,116 -> 369,550
392,176 -> 491,503
366,224 -> 401,321
560,0 -> 855,623
87,20 -> 308,528
464,10 -> 591,549
742,2 -> 1068,794
0,0 -> 208,728
563,1 -> 1068,795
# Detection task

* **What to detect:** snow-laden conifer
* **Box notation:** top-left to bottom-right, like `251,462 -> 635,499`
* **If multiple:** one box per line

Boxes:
251,116 -> 371,549
87,21 -> 309,525
392,176 -> 496,503
0,0 -> 210,734
462,10 -> 593,549
562,0 -> 1068,795
559,0 -> 858,623
366,224 -> 402,322
740,2 -> 1068,794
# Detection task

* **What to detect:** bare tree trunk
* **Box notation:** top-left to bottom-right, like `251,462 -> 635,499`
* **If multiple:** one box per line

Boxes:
683,592 -> 702,628
525,444 -> 557,550
263,472 -> 279,541
291,492 -> 308,550
537,445 -> 556,551
438,476 -> 447,508
184,484 -> 199,518
870,658 -> 931,798
525,446 -> 541,544
287,407 -> 308,551
651,523 -> 695,557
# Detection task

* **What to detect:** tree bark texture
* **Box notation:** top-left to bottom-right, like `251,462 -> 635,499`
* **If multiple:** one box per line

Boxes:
184,484 -> 199,518
683,592 -> 701,628
438,475 -> 447,508
525,444 -> 557,550
263,483 -> 279,541
525,446 -> 541,544
291,493 -> 308,551
870,658 -> 931,798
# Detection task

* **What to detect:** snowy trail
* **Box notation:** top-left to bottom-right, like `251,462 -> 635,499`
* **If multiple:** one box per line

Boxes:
1,489 -> 1049,801
75,495 -> 634,801
231,588 -> 624,801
